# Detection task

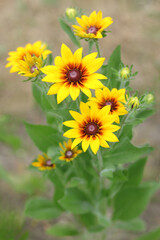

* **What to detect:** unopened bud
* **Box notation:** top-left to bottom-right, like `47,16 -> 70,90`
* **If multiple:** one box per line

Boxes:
66,8 -> 77,19
144,93 -> 154,104
128,96 -> 139,109
120,67 -> 130,79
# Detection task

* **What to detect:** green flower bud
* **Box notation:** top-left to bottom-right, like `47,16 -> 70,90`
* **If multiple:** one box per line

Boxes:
144,93 -> 154,104
66,8 -> 77,19
128,96 -> 139,109
120,67 -> 130,79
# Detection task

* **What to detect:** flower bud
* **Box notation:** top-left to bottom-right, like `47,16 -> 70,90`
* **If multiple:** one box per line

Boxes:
66,8 -> 77,19
128,96 -> 139,109
120,67 -> 130,79
144,93 -> 154,104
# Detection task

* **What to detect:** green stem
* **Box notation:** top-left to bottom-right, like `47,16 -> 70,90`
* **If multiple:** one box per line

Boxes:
88,39 -> 94,54
97,148 -> 103,171
95,40 -> 101,57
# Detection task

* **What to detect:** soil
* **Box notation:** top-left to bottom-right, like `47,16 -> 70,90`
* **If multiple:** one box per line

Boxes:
0,0 -> 160,239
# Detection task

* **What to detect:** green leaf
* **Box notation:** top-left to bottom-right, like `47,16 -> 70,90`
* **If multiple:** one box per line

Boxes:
67,177 -> 85,188
103,137 -> 153,165
24,122 -> 63,152
47,224 -> 79,237
106,45 -> 121,88
59,188 -> 93,214
100,167 -> 115,178
113,182 -> 160,221
25,197 -> 62,220
127,157 -> 147,186
59,18 -> 81,47
136,228 -> 160,240
115,218 -> 146,232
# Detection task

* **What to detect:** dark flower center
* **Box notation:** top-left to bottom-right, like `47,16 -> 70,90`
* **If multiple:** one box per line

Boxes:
85,122 -> 99,135
65,150 -> 74,158
87,26 -> 98,35
30,65 -> 38,73
45,160 -> 53,167
67,69 -> 81,82
103,100 -> 115,112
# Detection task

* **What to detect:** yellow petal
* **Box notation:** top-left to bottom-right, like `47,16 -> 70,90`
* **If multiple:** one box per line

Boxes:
71,138 -> 83,149
61,44 -> 74,65
104,133 -> 119,142
82,52 -> 97,66
47,83 -> 62,95
63,129 -> 81,138
80,102 -> 90,117
84,79 -> 104,89
73,48 -> 83,64
85,57 -> 105,74
69,110 -> 85,123
41,75 -> 62,83
57,83 -> 70,103
90,136 -> 100,154
70,85 -> 80,100
41,65 -> 59,74
63,120 -> 79,128
82,136 -> 90,152
80,86 -> 92,98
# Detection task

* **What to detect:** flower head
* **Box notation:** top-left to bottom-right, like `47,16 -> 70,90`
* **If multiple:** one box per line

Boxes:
128,96 -> 139,109
88,87 -> 128,123
32,153 -> 56,171
72,11 -> 113,39
59,139 -> 82,162
144,93 -> 154,104
120,67 -> 130,79
63,102 -> 120,154
41,44 -> 106,103
6,41 -> 52,76
66,8 -> 77,19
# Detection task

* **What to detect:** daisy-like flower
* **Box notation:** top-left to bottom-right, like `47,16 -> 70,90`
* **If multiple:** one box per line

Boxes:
72,11 -> 113,39
59,139 -> 82,162
41,44 -> 106,103
32,153 -> 56,171
63,102 -> 120,154
88,87 -> 128,123
6,41 -> 52,76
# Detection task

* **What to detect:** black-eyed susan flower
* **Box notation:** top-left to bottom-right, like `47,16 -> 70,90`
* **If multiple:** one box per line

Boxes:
6,41 -> 52,76
41,44 -> 106,103
32,153 -> 56,171
59,139 -> 82,162
72,11 -> 113,39
63,102 -> 120,154
88,87 -> 128,124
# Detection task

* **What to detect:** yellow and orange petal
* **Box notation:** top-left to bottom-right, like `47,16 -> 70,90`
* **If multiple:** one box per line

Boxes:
88,87 -> 128,123
72,11 -> 113,39
59,139 -> 82,162
32,153 -> 56,171
41,44 -> 107,103
63,102 -> 120,154
6,41 -> 52,75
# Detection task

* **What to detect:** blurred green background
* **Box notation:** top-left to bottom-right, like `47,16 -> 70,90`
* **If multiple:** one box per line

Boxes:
0,0 -> 160,239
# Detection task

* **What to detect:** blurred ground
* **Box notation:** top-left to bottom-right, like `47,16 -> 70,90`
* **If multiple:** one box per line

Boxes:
0,0 -> 160,239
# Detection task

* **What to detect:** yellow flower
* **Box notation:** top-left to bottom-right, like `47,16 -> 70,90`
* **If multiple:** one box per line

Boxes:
32,153 -> 56,171
63,102 -> 120,154
6,41 -> 52,76
88,87 -> 128,123
41,44 -> 106,103
59,139 -> 82,162
128,96 -> 139,109
72,11 -> 113,39
120,67 -> 130,79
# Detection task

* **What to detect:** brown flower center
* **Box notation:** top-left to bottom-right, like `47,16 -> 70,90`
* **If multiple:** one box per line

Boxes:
87,26 -> 98,35
65,150 -> 74,158
103,100 -> 116,112
67,69 -> 81,82
45,160 -> 53,167
85,122 -> 99,135
30,65 -> 38,73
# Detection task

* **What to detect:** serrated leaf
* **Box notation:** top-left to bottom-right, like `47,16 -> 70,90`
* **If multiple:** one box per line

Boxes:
59,18 -> 81,47
24,122 -> 63,152
115,218 -> 146,232
113,182 -> 160,221
47,224 -> 79,237
103,137 -> 153,165
136,227 -> 160,240
25,197 -> 62,220
59,188 -> 92,214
